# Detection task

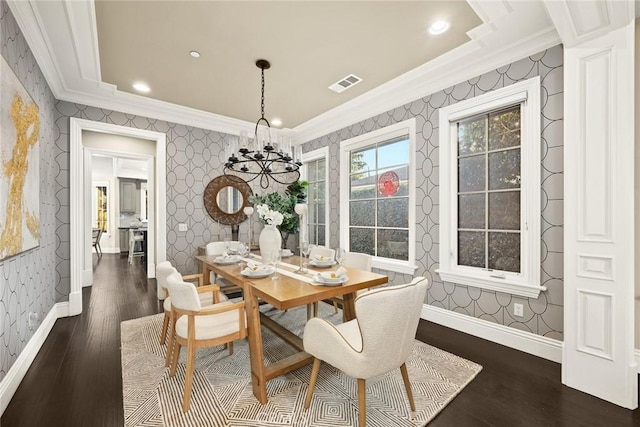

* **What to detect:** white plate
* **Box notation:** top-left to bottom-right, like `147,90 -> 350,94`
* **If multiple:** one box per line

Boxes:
214,256 -> 241,265
241,267 -> 275,278
280,250 -> 294,258
313,274 -> 348,286
309,260 -> 336,267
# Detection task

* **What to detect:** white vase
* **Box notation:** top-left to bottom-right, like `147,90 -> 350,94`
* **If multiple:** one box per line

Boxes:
259,224 -> 282,263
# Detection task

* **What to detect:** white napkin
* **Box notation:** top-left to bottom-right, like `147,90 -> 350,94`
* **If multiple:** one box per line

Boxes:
313,254 -> 332,263
319,267 -> 347,280
243,262 -> 272,274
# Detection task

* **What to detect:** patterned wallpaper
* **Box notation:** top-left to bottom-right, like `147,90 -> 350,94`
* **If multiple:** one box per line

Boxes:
301,46 -> 564,340
0,2 -> 58,382
52,103 -> 265,299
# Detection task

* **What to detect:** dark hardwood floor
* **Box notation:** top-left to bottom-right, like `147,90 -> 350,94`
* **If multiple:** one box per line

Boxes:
2,254 -> 639,426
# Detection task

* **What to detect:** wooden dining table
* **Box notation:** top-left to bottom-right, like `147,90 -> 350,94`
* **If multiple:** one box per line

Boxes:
195,254 -> 388,404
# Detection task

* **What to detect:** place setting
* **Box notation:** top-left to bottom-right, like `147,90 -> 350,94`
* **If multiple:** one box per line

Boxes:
311,266 -> 349,286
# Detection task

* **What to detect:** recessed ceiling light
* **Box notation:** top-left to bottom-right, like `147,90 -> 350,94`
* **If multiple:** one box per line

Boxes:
190,50 -> 200,58
132,82 -> 150,93
429,20 -> 450,35
271,118 -> 282,127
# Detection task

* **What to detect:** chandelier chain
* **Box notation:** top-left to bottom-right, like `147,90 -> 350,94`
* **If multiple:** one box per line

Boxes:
260,66 -> 265,120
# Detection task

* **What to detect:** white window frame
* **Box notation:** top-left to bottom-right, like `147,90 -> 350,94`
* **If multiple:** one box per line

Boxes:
302,146 -> 330,246
339,118 -> 417,275
437,77 -> 544,298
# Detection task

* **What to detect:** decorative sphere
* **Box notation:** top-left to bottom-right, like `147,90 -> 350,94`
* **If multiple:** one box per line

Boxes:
243,206 -> 254,215
294,203 -> 308,215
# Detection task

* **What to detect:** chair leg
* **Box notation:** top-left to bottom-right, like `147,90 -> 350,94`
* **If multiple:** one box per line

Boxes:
304,358 -> 322,409
306,304 -> 312,320
228,341 -> 234,355
165,314 -> 176,367
182,341 -> 196,412
160,312 -> 169,345
97,242 -> 102,256
399,363 -> 416,411
358,378 -> 366,427
332,300 -> 339,314
170,342 -> 181,377
313,302 -> 318,317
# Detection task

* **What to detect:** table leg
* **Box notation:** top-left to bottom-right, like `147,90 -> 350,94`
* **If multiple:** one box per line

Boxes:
342,292 -> 357,322
244,285 -> 268,403
201,262 -> 211,285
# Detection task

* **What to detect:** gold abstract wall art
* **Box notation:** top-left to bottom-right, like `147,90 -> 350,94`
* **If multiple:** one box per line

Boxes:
0,56 -> 40,260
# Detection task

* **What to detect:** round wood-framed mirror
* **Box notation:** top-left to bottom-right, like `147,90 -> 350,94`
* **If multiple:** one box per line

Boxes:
203,175 -> 253,225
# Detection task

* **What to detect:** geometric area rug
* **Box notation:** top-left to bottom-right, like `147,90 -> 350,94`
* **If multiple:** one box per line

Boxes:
121,303 -> 482,427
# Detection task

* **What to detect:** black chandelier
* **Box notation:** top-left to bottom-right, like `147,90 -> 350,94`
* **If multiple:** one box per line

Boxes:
224,59 -> 302,189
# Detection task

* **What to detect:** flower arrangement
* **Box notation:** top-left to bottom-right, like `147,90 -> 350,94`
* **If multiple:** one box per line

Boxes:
255,204 -> 284,226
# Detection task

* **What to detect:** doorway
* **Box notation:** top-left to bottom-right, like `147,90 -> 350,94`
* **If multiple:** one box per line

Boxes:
69,118 -> 167,316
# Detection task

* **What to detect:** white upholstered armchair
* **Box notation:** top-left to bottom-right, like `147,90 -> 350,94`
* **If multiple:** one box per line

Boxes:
166,272 -> 247,412
303,276 -> 429,427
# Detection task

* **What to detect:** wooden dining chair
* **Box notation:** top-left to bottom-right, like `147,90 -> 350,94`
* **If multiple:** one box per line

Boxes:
166,272 -> 247,412
91,228 -> 103,256
329,252 -> 373,313
303,277 -> 429,427
157,261 -> 228,367
306,246 -> 337,319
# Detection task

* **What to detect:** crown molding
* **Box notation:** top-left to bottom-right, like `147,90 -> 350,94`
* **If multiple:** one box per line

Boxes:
294,1 -> 560,143
10,0 -> 560,142
543,0 -> 635,48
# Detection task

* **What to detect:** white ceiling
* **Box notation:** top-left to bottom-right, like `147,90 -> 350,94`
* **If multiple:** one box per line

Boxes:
6,1 -> 636,141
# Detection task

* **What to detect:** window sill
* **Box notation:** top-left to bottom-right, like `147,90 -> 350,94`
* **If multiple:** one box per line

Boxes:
373,258 -> 418,275
436,269 -> 546,299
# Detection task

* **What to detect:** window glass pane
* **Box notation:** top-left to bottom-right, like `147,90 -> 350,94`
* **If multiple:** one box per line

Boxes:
350,172 -> 377,200
317,182 -> 326,202
458,194 -> 485,229
488,149 -> 520,190
350,228 -> 375,255
378,138 -> 409,169
488,191 -> 520,230
307,161 -> 317,182
458,116 -> 486,156
317,225 -> 326,246
377,198 -> 408,228
308,202 -> 317,224
308,225 -> 317,245
377,229 -> 408,260
458,231 -> 485,268
96,186 -> 108,232
317,158 -> 326,181
458,155 -> 485,192
489,106 -> 521,151
351,148 -> 375,174
488,232 -> 520,272
350,200 -> 375,226
317,203 -> 325,224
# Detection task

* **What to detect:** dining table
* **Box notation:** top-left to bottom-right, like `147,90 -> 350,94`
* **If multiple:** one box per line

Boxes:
195,253 -> 388,404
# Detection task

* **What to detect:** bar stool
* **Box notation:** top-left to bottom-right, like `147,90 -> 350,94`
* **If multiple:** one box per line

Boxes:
128,229 -> 145,264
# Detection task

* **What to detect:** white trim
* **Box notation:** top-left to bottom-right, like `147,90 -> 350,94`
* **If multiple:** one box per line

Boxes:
636,349 -> 640,374
0,303 -> 60,416
437,77 -> 543,299
301,147 -> 330,246
422,304 -> 563,363
339,119 -> 417,274
70,118 -> 167,314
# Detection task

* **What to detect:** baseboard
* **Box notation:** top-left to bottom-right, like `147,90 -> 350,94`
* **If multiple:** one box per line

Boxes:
421,304 -> 563,363
0,302 -> 62,416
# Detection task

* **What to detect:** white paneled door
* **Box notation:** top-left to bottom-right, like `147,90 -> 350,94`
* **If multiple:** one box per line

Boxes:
563,23 -> 637,409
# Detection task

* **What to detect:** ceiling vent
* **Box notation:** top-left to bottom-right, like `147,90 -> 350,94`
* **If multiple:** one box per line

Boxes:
329,74 -> 362,93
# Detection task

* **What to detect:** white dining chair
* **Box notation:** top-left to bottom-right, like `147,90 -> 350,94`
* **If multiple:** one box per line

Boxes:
128,229 -> 145,264
205,241 -> 242,285
329,251 -> 373,313
305,246 -> 338,319
157,261 -> 228,367
303,277 -> 429,427
166,272 -> 247,412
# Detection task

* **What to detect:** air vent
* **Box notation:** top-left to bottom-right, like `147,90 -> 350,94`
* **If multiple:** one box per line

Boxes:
329,74 -> 362,93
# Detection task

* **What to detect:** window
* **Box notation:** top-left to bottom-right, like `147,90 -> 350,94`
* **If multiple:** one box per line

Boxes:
340,119 -> 417,274
302,147 -> 329,246
94,182 -> 109,233
438,77 -> 542,298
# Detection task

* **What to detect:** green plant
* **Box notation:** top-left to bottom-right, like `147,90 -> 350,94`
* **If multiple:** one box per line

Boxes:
250,191 -> 298,234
